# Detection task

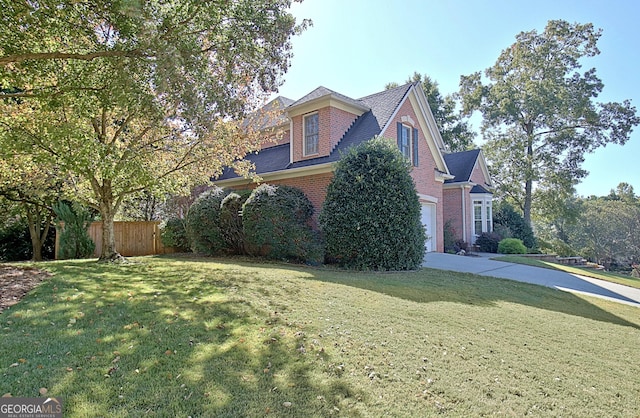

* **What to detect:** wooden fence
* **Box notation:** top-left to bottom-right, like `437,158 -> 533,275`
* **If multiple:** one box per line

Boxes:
56,221 -> 178,259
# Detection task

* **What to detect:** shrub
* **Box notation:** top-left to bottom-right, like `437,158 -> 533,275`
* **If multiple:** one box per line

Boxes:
219,190 -> 252,255
0,220 -> 56,261
242,184 -> 322,264
160,218 -> 190,252
319,137 -> 425,270
475,232 -> 501,253
498,238 -> 527,254
53,201 -> 95,259
443,220 -> 457,253
185,187 -> 230,255
494,202 -> 536,250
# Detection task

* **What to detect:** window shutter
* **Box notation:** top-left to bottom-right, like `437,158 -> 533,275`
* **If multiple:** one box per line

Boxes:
397,122 -> 402,149
412,127 -> 419,166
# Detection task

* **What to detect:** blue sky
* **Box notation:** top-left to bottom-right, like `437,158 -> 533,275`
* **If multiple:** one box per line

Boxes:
274,0 -> 640,197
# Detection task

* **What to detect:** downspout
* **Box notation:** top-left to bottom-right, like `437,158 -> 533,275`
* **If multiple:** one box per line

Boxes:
289,118 -> 294,164
460,185 -> 466,243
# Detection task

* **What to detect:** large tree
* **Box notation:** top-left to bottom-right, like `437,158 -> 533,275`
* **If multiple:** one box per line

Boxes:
0,0 -> 308,261
387,72 -> 475,152
460,20 -> 639,226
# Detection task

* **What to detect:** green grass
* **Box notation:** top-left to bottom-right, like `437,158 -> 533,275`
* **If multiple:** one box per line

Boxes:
495,255 -> 640,290
1,256 -> 639,417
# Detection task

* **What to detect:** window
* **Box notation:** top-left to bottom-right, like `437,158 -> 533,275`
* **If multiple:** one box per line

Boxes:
473,197 -> 493,241
304,113 -> 318,156
399,125 -> 411,159
397,122 -> 419,166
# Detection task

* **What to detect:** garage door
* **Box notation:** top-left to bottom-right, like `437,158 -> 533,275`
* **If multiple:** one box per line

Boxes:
420,203 -> 436,252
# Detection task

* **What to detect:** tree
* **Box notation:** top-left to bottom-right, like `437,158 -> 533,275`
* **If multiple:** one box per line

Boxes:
460,20 -> 640,226
319,137 -> 426,271
0,151 -> 61,261
0,0 -> 308,261
568,197 -> 640,269
387,72 -> 475,152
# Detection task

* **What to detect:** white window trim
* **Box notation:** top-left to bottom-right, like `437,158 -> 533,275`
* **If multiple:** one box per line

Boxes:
303,112 -> 319,157
400,123 -> 413,161
472,194 -> 493,243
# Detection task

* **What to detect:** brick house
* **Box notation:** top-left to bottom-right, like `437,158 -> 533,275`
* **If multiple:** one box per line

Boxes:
214,82 -> 493,252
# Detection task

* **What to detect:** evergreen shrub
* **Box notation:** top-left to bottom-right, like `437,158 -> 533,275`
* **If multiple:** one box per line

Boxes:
185,187 -> 230,255
160,218 -> 190,252
53,201 -> 95,259
498,237 -> 527,254
242,184 -> 321,263
319,137 -> 426,270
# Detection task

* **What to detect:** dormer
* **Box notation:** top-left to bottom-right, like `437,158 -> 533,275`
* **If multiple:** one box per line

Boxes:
287,87 -> 370,162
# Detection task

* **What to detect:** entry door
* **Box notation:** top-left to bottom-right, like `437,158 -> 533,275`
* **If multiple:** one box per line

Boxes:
420,204 -> 436,252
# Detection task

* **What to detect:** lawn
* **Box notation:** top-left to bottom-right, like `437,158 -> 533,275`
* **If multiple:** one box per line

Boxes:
1,256 -> 639,417
495,255 -> 640,290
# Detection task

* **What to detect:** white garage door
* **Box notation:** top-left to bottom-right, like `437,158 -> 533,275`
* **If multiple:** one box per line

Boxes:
420,203 -> 436,252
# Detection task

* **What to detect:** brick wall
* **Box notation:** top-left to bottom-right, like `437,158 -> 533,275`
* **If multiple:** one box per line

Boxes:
291,106 -> 358,162
384,98 -> 445,252
443,187 -> 464,242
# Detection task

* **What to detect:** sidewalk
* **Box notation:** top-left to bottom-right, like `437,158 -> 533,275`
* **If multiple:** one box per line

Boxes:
423,252 -> 640,308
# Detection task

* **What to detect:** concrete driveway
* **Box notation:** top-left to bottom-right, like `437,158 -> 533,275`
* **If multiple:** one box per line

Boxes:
423,252 -> 640,308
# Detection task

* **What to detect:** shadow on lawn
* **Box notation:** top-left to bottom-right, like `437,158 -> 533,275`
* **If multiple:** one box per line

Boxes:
295,265 -> 640,331
0,260 -> 363,417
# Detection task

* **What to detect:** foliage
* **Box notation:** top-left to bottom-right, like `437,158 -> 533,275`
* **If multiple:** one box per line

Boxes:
498,238 -> 527,254
242,184 -> 322,264
565,195 -> 640,269
320,137 -> 426,270
386,72 -> 475,152
185,187 -> 230,256
219,190 -> 252,255
53,201 -> 96,259
0,0 -> 308,260
443,220 -> 457,253
475,232 -> 501,253
493,202 -> 536,250
159,218 -> 190,252
0,219 -> 53,261
460,20 -> 640,225
0,145 -> 61,261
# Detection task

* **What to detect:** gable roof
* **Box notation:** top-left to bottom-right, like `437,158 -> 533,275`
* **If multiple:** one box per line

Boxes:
443,149 -> 481,183
216,83 -> 447,181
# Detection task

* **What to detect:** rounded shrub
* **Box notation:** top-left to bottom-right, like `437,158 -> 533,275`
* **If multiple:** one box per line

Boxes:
242,184 -> 322,263
319,137 -> 426,271
160,218 -> 190,252
498,238 -> 527,254
219,190 -> 252,254
475,232 -> 502,253
185,187 -> 230,255
494,202 -> 536,250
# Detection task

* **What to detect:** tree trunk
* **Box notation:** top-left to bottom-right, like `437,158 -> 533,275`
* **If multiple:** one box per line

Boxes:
96,182 -> 125,262
24,202 -> 51,262
523,130 -> 535,227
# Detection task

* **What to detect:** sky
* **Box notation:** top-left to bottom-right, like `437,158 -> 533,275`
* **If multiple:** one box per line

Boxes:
273,0 -> 640,197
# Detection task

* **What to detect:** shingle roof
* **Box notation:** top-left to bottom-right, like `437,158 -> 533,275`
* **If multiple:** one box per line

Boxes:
216,83 -> 414,180
470,184 -> 492,194
443,149 -> 481,184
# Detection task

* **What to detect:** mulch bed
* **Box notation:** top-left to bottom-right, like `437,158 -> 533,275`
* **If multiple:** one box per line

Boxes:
0,265 -> 52,314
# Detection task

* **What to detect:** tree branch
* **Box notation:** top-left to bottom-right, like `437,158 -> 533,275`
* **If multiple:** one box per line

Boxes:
0,49 -> 147,66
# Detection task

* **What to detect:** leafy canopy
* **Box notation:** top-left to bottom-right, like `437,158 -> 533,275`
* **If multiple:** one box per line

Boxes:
460,20 -> 639,225
0,0 -> 308,260
387,72 -> 475,152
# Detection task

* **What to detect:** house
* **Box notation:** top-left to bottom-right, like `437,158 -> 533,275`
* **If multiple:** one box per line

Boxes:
214,82 -> 493,252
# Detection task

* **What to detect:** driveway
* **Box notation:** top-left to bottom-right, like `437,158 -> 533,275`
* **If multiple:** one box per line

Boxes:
423,252 -> 640,308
